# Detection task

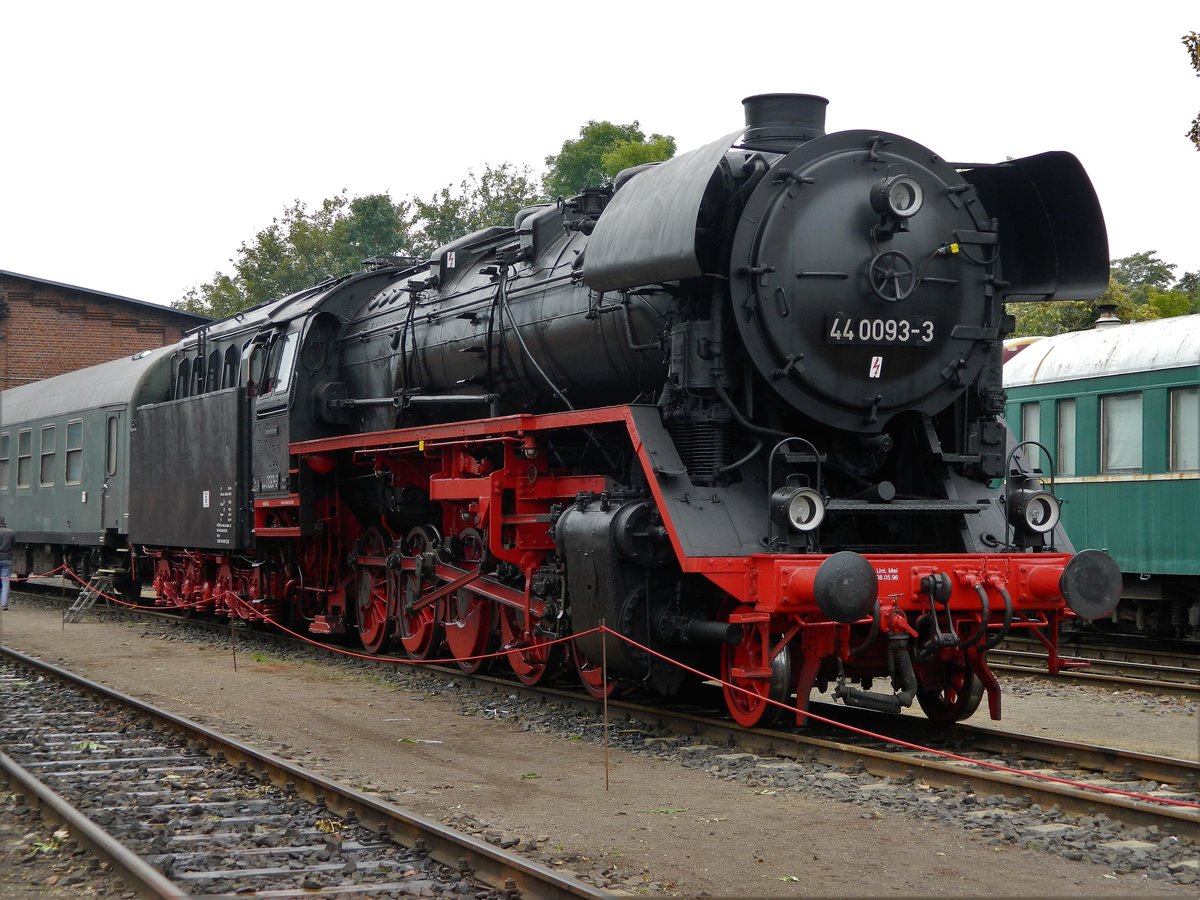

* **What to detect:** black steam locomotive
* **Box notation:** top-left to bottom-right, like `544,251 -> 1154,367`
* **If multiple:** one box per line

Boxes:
0,94 -> 1121,725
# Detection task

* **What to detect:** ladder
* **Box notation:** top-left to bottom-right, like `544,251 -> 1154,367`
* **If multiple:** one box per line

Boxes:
64,569 -> 117,624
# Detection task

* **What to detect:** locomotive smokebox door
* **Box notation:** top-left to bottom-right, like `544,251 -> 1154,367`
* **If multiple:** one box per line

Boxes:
729,130 -> 1000,432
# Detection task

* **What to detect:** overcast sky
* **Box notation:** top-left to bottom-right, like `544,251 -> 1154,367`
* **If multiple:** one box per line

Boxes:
2,2 -> 1196,306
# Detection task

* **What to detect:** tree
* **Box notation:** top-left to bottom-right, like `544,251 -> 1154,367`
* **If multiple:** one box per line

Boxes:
409,163 -> 543,257
1110,250 -> 1176,292
174,192 -> 416,318
1109,250 -> 1197,318
1185,32 -> 1200,151
1007,277 -> 1157,338
543,121 -> 676,198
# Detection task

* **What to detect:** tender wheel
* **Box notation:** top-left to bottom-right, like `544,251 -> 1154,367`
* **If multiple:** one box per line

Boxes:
720,606 -> 791,728
397,527 -> 443,660
571,640 -> 619,699
355,527 -> 391,654
500,605 -> 563,686
444,589 -> 494,673
916,658 -> 985,723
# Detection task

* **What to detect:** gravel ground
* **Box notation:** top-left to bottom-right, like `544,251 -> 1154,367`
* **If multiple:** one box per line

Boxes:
1,600 -> 1197,897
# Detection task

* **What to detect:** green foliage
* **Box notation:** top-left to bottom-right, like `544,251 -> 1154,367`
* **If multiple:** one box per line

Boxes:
410,163 -> 543,258
1111,250 -> 1176,291
1185,32 -> 1200,151
543,121 -> 675,198
1006,277 -> 1158,338
174,192 -> 415,318
179,117 -> 676,318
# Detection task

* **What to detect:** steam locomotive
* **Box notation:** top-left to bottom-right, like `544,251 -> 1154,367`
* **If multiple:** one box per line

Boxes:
0,94 -> 1122,726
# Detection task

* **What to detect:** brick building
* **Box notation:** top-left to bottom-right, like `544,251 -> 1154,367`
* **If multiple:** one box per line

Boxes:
0,270 -> 209,390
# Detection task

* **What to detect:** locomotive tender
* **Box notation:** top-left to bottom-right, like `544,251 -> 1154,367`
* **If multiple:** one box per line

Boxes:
0,94 -> 1123,725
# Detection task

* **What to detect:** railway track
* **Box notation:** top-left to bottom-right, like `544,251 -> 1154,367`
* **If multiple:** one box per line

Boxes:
990,635 -> 1200,694
0,644 -> 605,899
13,591 -> 1198,847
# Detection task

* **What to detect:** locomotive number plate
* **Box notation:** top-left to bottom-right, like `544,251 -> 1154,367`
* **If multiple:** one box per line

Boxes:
825,315 -> 936,346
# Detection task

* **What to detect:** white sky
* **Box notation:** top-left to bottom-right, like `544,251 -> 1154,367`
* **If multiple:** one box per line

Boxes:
2,2 -> 1197,305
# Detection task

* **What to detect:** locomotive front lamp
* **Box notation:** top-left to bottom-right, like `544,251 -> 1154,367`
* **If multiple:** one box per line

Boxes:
871,175 -> 924,218
1008,488 -> 1062,534
771,486 -> 826,532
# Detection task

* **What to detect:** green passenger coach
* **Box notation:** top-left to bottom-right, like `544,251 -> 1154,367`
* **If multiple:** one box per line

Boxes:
1004,315 -> 1200,640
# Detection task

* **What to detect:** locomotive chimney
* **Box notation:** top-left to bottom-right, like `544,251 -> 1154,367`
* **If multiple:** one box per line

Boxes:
741,93 -> 828,152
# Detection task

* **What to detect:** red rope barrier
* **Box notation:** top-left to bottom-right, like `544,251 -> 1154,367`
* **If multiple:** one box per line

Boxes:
49,566 -> 1197,812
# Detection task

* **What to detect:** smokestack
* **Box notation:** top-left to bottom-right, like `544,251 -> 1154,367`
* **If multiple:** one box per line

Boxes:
741,93 -> 829,152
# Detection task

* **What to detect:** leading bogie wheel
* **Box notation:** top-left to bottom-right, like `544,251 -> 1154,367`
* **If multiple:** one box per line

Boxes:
570,639 -> 620,699
916,659 -> 984,723
720,606 -> 792,728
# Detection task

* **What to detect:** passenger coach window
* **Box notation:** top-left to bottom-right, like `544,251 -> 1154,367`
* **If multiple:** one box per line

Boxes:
65,420 -> 83,484
1056,399 -> 1076,476
1020,402 -> 1040,470
106,416 -> 119,477
40,425 -> 56,486
17,429 -> 32,488
0,432 -> 9,489
1101,393 -> 1143,473
1170,386 -> 1199,472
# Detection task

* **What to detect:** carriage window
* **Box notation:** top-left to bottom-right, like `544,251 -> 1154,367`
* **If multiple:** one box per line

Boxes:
40,425 -> 56,486
106,416 -> 119,477
1020,402 -> 1040,471
17,429 -> 32,488
1170,386 -> 1199,472
1056,399 -> 1076,476
0,432 -> 9,490
65,420 -> 84,485
1101,393 -> 1142,473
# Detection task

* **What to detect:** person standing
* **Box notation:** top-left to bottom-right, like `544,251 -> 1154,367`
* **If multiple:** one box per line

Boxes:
0,516 -> 14,611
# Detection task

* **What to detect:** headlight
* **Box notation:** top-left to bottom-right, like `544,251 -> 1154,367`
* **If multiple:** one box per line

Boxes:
871,174 -> 924,218
1009,489 -> 1061,534
771,487 -> 826,532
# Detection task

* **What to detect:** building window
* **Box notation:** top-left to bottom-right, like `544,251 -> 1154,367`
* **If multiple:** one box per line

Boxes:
65,420 -> 84,485
1101,393 -> 1143,473
40,425 -> 57,486
1170,386 -> 1199,472
1021,402 -> 1041,471
1056,399 -> 1076,477
17,429 -> 32,488
0,432 -> 9,489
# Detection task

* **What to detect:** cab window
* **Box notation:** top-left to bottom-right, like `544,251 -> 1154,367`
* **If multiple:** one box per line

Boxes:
0,432 -> 9,489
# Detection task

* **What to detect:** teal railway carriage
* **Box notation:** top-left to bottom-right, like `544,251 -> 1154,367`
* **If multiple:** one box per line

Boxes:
0,348 -> 173,583
1004,315 -> 1200,640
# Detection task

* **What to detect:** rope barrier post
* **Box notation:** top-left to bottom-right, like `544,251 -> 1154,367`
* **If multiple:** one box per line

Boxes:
230,619 -> 238,672
601,619 -> 609,792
